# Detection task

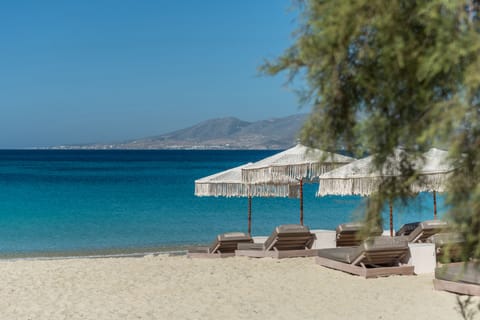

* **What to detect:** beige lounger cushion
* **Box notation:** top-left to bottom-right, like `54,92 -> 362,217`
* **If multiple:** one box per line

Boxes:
235,224 -> 318,259
335,222 -> 382,247
263,224 -> 315,251
238,224 -> 315,251
316,236 -> 414,278
315,247 -> 358,264
188,232 -> 252,255
318,236 -> 409,266
209,232 -> 253,253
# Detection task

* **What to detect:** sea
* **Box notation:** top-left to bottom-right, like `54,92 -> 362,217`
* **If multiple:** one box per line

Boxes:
0,150 -> 445,258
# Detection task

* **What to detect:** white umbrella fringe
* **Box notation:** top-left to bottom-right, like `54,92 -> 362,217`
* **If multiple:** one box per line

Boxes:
317,148 -> 455,197
195,182 -> 249,197
243,162 -> 345,184
317,172 -> 451,197
195,182 -> 300,198
410,172 -> 452,193
316,148 -> 454,234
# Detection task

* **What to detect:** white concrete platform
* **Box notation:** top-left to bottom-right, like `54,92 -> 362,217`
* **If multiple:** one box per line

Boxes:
407,242 -> 436,274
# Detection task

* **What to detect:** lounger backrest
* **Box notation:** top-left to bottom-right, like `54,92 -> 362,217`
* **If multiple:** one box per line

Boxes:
395,221 -> 421,236
407,220 -> 449,243
263,224 -> 315,251
350,236 -> 409,266
209,232 -> 253,253
428,232 -> 464,261
428,232 -> 464,247
336,222 -> 383,247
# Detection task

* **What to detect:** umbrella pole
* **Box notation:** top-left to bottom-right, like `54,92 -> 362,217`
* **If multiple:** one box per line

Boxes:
300,178 -> 304,226
433,191 -> 437,220
248,196 -> 252,235
389,200 -> 393,237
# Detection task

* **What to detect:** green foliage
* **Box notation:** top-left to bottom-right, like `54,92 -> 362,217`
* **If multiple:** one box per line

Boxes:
264,0 -> 480,258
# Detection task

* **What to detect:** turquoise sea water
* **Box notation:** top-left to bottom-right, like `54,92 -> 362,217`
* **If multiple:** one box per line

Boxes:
0,150 -> 445,257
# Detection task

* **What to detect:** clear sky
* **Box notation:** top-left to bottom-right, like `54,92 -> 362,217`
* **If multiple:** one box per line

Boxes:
0,0 -> 301,148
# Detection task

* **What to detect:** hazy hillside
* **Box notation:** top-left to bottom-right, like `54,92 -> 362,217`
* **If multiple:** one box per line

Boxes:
157,117 -> 251,141
54,114 -> 308,150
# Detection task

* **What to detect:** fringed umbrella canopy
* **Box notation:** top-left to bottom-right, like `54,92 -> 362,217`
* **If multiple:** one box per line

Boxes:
317,147 -> 455,233
411,148 -> 454,193
241,144 -> 355,184
195,163 -> 300,198
317,148 -> 454,197
194,163 -> 300,235
240,144 -> 355,226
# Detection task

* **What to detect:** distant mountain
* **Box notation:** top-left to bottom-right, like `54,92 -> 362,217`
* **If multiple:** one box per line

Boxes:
157,117 -> 252,141
53,114 -> 308,150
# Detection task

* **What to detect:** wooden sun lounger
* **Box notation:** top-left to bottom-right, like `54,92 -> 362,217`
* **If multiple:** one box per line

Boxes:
316,236 -> 414,278
187,232 -> 253,258
433,262 -> 480,296
407,220 -> 449,243
235,224 -> 318,259
427,232 -> 464,262
336,222 -> 383,247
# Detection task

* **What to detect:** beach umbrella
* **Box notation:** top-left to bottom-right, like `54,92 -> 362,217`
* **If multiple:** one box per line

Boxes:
410,148 -> 455,219
242,144 -> 355,225
195,163 -> 299,234
317,148 -> 455,235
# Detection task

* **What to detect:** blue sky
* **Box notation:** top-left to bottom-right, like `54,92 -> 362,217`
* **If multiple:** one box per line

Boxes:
0,1 -> 301,148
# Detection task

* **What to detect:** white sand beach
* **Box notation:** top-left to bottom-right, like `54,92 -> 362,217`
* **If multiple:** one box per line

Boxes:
0,254 -> 475,320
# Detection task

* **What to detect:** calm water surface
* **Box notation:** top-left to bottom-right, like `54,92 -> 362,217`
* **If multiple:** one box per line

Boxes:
0,150 -> 445,257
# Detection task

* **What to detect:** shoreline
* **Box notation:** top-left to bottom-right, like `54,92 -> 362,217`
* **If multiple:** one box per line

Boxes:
0,245 -> 198,261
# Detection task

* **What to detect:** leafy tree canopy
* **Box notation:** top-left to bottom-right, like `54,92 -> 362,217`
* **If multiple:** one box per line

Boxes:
264,0 -> 480,260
